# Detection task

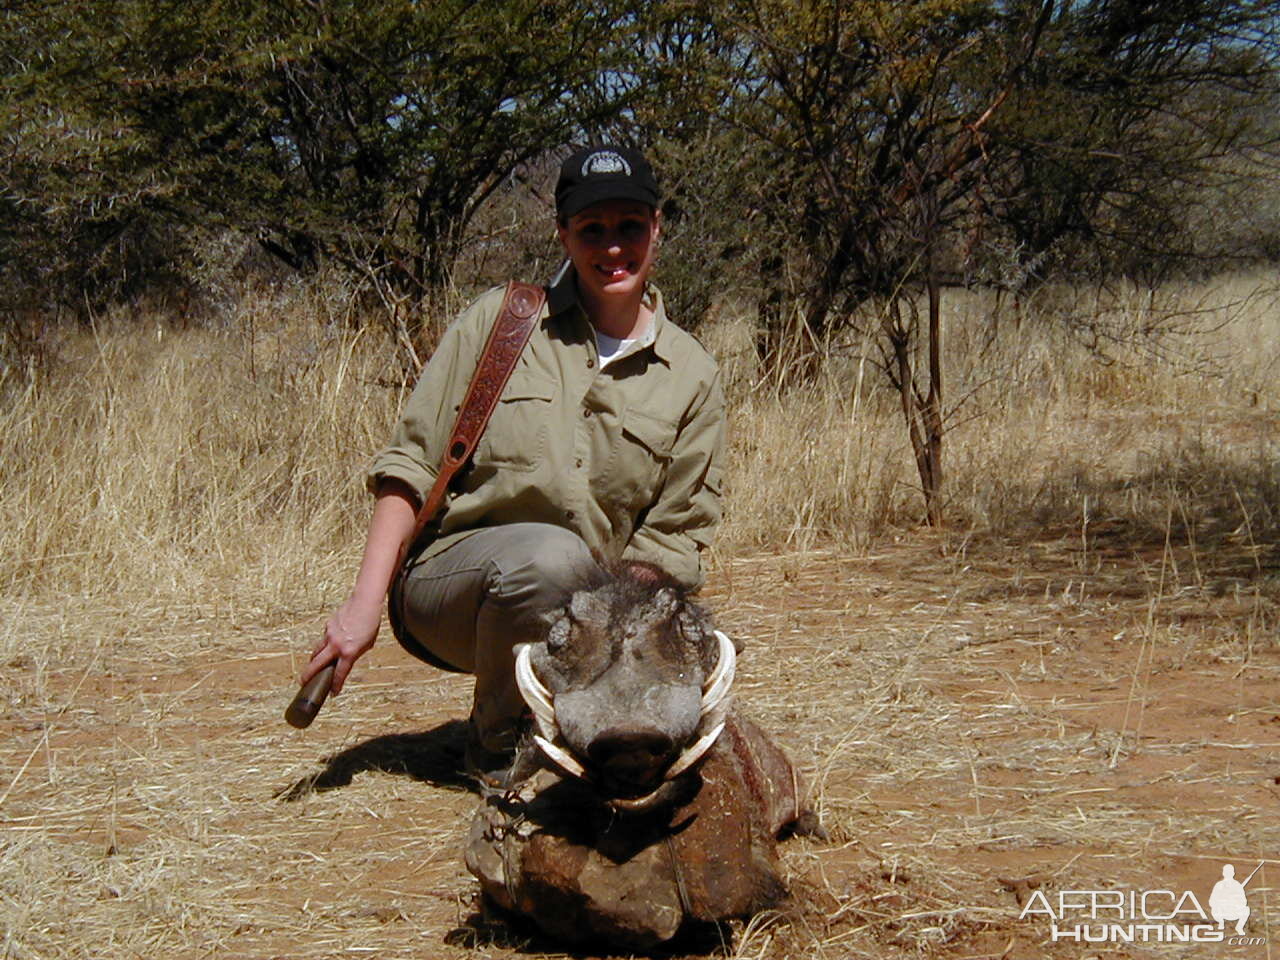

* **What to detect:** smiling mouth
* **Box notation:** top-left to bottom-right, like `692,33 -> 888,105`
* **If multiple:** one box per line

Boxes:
596,263 -> 633,280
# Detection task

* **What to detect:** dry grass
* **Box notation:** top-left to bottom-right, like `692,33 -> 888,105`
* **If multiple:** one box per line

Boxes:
710,272 -> 1280,556
1,270 -> 1277,959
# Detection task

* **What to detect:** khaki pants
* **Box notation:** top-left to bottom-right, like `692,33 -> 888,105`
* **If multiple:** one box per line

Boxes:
390,523 -> 600,753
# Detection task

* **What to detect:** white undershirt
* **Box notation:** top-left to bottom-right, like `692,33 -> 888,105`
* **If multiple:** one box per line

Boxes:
594,330 -> 639,369
594,310 -> 656,370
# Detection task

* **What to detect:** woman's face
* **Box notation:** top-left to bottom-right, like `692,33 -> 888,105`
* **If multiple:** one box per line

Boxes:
557,200 -> 660,308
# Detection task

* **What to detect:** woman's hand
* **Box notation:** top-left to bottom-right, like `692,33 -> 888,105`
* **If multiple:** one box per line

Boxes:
305,592 -> 384,695
299,478 -> 420,697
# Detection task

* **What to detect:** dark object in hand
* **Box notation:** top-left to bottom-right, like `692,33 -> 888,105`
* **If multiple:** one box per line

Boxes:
285,663 -> 335,729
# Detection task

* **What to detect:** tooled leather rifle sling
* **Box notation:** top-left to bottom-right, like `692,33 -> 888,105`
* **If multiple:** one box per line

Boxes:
285,280 -> 547,728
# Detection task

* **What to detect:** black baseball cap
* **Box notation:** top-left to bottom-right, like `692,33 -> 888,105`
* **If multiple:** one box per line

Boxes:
555,145 -> 660,219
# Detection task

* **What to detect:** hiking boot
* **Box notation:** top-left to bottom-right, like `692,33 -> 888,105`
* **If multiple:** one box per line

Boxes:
464,737 -> 516,790
464,706 -> 536,789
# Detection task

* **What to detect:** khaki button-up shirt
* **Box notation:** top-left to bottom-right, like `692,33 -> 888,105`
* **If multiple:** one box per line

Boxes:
367,270 -> 725,590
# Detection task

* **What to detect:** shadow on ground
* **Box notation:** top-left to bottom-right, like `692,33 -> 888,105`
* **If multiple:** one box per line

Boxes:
444,907 -> 733,958
275,718 -> 476,800
996,440 -> 1279,572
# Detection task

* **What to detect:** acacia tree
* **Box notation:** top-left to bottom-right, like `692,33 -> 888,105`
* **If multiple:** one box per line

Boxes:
0,0 -> 194,315
982,0 -> 1280,284
697,0 -> 1054,524
697,0 -> 1279,526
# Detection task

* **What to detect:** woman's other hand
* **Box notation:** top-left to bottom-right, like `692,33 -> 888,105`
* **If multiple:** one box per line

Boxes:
305,592 -> 383,695
299,478 -> 420,696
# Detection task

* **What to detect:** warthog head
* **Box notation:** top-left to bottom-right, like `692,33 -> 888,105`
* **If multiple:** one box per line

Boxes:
514,568 -> 735,806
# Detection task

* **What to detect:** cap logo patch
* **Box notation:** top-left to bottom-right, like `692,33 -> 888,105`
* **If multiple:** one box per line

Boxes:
582,150 -> 631,177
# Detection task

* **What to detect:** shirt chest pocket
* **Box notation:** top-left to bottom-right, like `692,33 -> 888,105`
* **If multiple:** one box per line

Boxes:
474,369 -> 557,472
610,404 -> 677,509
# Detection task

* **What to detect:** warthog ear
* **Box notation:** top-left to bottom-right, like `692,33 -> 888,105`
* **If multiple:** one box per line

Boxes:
650,586 -> 681,620
569,588 -> 610,625
674,599 -> 724,664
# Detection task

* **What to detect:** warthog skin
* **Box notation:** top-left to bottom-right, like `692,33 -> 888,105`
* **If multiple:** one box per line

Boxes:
464,566 -> 819,949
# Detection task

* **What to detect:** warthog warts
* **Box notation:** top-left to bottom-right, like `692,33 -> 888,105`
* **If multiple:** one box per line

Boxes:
465,565 -> 820,949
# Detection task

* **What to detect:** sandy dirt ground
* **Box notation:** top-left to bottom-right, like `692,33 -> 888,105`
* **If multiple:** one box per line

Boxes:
2,533 -> 1276,959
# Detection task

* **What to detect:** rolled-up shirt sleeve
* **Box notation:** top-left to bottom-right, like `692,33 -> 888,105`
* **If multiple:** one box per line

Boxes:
623,369 -> 725,591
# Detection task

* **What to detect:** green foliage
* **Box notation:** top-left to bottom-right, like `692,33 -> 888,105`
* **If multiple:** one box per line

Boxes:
983,0 -> 1280,284
639,0 -> 1280,523
1,0 -> 648,317
1,1 -> 189,313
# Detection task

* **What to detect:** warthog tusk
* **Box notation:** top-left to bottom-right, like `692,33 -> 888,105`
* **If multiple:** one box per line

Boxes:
532,734 -> 589,781
514,644 -> 557,741
609,781 -> 680,814
664,721 -> 725,780
517,646 -> 589,781
701,630 -> 736,714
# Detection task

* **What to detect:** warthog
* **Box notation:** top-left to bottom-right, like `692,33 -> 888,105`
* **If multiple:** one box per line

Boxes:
465,566 -> 819,949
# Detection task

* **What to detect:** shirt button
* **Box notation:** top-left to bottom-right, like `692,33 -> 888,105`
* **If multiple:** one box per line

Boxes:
583,409 -> 591,418
587,358 -> 595,369
575,458 -> 583,469
566,510 -> 575,520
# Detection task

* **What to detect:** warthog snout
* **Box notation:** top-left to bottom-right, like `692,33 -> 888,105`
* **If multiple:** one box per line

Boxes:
587,726 -> 675,787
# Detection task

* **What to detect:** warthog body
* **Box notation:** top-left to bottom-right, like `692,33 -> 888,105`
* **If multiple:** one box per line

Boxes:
465,567 -> 816,949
